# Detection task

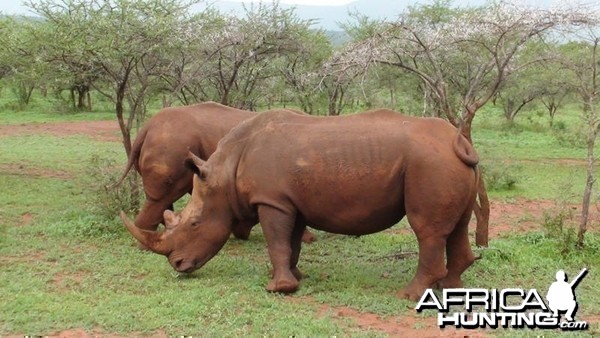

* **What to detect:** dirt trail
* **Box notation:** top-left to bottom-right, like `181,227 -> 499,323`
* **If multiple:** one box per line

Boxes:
0,120 -> 122,142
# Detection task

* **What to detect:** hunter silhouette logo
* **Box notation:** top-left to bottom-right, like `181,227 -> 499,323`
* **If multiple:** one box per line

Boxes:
546,268 -> 588,322
415,268 -> 589,330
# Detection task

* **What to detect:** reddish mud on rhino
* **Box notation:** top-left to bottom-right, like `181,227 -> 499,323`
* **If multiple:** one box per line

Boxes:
115,101 -> 315,244
121,108 -> 479,301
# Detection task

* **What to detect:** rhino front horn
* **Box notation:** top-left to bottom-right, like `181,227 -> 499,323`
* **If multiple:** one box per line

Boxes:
120,211 -> 171,255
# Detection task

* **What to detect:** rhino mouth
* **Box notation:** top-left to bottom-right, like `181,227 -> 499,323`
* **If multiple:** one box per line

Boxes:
171,257 -> 210,274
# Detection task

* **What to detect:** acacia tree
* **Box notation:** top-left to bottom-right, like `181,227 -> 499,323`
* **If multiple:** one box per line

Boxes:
497,41 -> 576,124
159,9 -> 228,105
0,18 -> 14,91
556,29 -> 600,247
162,3 -> 315,110
0,16 -> 53,107
497,68 -> 546,123
328,0 -> 596,246
278,30 -> 332,114
540,82 -> 571,127
28,0 -> 199,156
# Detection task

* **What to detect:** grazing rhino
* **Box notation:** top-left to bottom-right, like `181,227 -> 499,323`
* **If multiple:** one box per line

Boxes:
121,109 -> 479,301
116,101 -> 316,244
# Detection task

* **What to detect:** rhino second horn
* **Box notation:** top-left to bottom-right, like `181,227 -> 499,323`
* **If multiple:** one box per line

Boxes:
119,211 -> 171,255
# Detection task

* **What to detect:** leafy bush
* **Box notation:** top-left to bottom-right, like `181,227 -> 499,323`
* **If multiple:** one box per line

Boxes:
86,154 -> 142,220
541,209 -> 578,257
481,162 -> 520,191
553,123 -> 587,148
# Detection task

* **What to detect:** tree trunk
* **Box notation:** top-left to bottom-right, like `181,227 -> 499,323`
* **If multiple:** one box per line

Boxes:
579,124 -> 597,248
87,91 -> 92,111
473,177 -> 490,247
548,105 -> 557,127
115,84 -> 132,157
220,90 -> 229,106
328,87 -> 340,116
77,86 -> 87,110
504,98 -> 515,122
70,88 -> 76,110
460,109 -> 490,247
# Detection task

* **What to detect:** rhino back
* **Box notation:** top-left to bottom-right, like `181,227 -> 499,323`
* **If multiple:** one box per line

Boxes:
136,103 -> 256,199
229,110 -> 474,235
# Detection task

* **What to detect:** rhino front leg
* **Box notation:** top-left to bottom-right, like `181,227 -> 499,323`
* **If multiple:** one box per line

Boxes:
290,222 -> 306,281
258,205 -> 300,293
134,199 -> 168,231
133,199 -> 173,250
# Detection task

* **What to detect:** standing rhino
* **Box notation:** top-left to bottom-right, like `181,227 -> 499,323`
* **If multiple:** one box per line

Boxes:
116,101 -> 315,243
121,109 -> 479,301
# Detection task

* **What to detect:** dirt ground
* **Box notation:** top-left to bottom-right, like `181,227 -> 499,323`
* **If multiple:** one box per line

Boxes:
2,120 -> 598,337
0,120 -> 122,142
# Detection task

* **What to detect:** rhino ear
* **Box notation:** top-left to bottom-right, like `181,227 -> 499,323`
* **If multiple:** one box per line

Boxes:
185,150 -> 209,180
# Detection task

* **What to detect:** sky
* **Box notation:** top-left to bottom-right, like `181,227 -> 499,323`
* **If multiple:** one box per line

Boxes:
226,0 -> 355,5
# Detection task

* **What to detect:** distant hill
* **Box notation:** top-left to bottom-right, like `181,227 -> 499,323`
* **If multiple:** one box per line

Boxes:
324,30 -> 351,47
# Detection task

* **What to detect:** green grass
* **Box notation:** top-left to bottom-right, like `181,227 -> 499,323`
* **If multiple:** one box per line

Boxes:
1,101 -> 599,336
0,109 -> 115,124
0,90 -> 115,124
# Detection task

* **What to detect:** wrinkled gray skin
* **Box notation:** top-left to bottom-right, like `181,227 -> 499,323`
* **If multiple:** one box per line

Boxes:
122,108 -> 479,301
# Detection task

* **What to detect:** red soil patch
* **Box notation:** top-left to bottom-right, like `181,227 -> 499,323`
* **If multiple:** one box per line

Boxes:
20,212 -> 33,225
488,198 -> 599,238
0,163 -> 73,180
0,120 -> 121,142
320,304 -> 486,337
287,295 -> 487,337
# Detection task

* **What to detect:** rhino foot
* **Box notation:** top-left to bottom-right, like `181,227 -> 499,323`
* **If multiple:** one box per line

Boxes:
397,284 -> 428,302
269,267 -> 304,280
266,276 -> 299,294
435,276 -> 463,289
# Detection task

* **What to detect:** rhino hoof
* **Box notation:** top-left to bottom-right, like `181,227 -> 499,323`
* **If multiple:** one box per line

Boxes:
266,278 -> 299,294
435,276 -> 463,289
397,287 -> 424,302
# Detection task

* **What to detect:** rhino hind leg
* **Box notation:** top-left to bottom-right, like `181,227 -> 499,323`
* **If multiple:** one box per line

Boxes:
436,211 -> 475,289
259,205 -> 301,293
398,233 -> 449,301
398,209 -> 454,301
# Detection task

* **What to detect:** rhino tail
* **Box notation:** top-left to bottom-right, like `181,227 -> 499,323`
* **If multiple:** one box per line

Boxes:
452,127 -> 479,167
111,125 -> 149,188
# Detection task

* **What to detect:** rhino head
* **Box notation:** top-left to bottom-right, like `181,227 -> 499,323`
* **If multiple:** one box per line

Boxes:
121,151 -> 233,273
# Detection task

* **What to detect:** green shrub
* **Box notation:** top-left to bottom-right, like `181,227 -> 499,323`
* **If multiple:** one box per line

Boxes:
541,209 -> 578,257
481,162 -> 520,191
86,154 -> 142,220
553,123 -> 587,149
